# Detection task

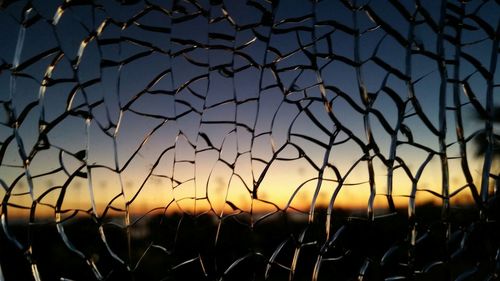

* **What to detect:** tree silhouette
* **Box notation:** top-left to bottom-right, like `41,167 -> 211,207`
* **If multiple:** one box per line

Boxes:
474,106 -> 500,159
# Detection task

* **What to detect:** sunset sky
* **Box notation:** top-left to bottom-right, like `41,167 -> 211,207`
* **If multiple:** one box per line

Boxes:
0,0 -> 498,222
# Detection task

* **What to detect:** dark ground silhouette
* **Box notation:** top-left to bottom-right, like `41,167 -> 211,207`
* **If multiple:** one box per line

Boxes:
1,201 -> 498,281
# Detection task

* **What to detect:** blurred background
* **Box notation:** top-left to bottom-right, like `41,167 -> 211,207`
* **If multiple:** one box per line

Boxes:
0,0 -> 498,280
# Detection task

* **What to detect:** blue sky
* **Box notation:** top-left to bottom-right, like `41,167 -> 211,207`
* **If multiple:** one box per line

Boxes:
0,0 -> 498,218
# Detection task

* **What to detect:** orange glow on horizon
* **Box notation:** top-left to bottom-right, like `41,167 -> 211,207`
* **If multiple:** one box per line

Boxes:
2,150 -> 496,221
2,173 -> 491,221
